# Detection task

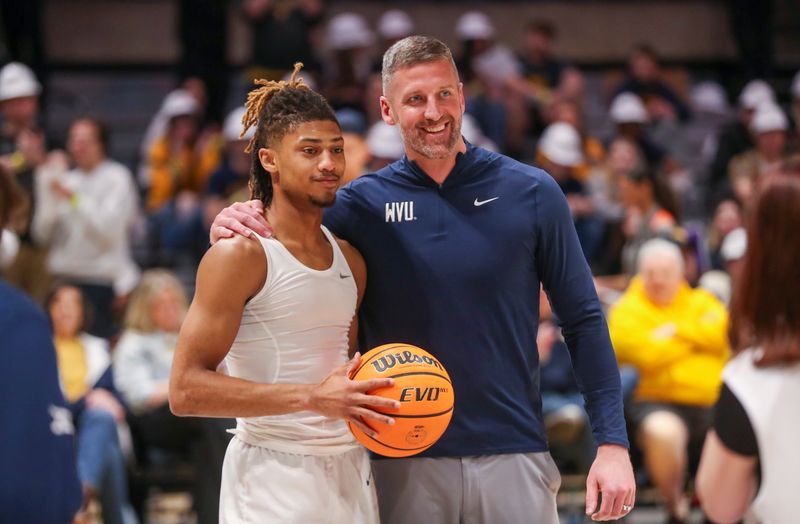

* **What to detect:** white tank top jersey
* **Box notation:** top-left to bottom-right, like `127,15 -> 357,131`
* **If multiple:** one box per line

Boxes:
723,348 -> 800,524
225,225 -> 360,455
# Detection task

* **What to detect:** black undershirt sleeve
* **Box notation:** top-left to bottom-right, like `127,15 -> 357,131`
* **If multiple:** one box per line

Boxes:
712,383 -> 759,456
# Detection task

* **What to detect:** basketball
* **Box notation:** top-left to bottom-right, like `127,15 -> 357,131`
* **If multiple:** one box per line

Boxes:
348,343 -> 454,457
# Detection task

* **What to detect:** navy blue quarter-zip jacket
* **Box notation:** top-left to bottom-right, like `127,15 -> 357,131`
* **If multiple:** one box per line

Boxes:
324,143 -> 628,457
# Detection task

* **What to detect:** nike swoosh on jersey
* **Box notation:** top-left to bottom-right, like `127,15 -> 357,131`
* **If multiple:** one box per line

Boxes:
473,196 -> 500,206
339,273 -> 351,279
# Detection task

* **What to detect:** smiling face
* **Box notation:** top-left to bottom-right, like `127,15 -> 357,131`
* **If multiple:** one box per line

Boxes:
380,59 -> 465,161
259,119 -> 345,209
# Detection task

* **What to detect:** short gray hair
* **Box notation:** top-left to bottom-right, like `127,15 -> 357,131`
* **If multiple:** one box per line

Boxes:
381,35 -> 457,95
637,238 -> 684,273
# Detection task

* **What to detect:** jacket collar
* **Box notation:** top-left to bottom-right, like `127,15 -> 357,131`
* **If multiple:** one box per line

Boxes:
394,140 -> 483,188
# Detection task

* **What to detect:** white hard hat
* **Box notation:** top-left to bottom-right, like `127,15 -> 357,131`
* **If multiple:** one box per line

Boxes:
698,270 -> 731,306
739,79 -> 775,109
538,122 -> 584,167
0,62 -> 41,101
160,89 -> 199,119
691,81 -> 729,115
367,121 -> 404,160
223,106 -> 255,142
609,92 -> 648,124
456,11 -> 494,41
720,227 -> 747,262
327,13 -> 374,51
750,102 -> 788,134
378,10 -> 414,40
791,70 -> 800,99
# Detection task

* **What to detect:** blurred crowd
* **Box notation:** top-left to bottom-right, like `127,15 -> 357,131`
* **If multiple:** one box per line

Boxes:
1,3 -> 799,523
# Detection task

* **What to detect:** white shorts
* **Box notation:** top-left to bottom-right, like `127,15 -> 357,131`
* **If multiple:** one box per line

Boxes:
219,436 -> 379,524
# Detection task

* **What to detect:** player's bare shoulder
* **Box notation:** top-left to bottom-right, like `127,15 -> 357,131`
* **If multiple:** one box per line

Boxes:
210,234 -> 265,265
199,234 -> 267,300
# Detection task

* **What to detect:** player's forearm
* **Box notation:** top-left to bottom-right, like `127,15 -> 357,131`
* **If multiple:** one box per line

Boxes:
169,367 -> 313,418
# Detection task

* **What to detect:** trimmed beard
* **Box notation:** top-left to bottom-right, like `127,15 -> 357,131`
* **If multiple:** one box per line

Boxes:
400,114 -> 462,160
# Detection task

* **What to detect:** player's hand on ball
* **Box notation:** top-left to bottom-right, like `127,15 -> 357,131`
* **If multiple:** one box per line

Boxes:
308,352 -> 399,438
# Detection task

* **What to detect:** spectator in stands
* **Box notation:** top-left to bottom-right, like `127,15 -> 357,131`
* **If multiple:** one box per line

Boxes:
518,19 -> 567,104
609,92 -> 667,170
143,89 -> 220,212
46,283 -> 138,524
671,81 -> 732,221
706,199 -> 743,271
549,99 -> 606,178
613,44 -> 690,123
203,106 -> 254,228
708,79 -> 775,205
537,289 -> 596,473
33,117 -> 139,338
0,167 -> 83,523
376,10 -> 414,52
365,119 -> 404,172
114,269 -> 232,524
537,121 -> 603,262
455,11 -> 514,152
728,101 -> 789,203
460,112 -> 498,152
609,239 -> 729,524
323,12 -> 375,114
587,137 -> 645,278
0,61 -> 53,301
588,137 -> 643,226
336,108 -> 371,184
696,166 -> 800,524
516,19 -> 572,139
143,90 -> 220,268
697,227 -> 745,308
243,0 -> 324,80
617,166 -> 679,276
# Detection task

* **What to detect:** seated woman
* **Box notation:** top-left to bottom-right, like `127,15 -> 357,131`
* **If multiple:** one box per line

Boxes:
46,283 -> 138,524
113,269 -> 232,524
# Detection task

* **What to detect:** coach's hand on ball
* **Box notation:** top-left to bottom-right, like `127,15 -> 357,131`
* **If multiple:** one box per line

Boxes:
307,352 -> 399,438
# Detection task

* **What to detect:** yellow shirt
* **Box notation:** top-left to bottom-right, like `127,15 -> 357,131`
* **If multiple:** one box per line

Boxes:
54,337 -> 89,403
608,277 -> 729,406
146,134 -> 222,211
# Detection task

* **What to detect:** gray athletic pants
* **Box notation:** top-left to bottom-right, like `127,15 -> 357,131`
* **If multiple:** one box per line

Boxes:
372,452 -> 561,524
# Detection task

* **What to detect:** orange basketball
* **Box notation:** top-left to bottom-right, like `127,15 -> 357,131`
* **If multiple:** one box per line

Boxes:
348,343 -> 454,457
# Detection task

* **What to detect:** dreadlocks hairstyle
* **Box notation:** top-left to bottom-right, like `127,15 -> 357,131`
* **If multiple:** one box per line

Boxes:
240,63 -> 339,207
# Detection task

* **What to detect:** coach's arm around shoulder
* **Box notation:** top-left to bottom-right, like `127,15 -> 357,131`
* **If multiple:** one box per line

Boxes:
168,235 -> 397,437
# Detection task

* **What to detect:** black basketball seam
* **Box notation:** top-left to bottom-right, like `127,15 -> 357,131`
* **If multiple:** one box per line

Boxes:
382,407 -> 454,419
351,424 -> 438,452
384,371 -> 452,385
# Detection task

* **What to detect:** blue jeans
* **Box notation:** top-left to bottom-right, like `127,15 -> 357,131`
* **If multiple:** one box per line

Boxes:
77,408 -> 138,524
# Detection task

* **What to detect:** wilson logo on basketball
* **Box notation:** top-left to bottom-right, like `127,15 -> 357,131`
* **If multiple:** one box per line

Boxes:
370,351 -> 443,373
399,387 -> 448,402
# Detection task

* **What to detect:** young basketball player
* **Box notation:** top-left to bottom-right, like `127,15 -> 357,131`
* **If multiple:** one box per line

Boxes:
168,66 -> 398,523
211,38 -> 636,522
